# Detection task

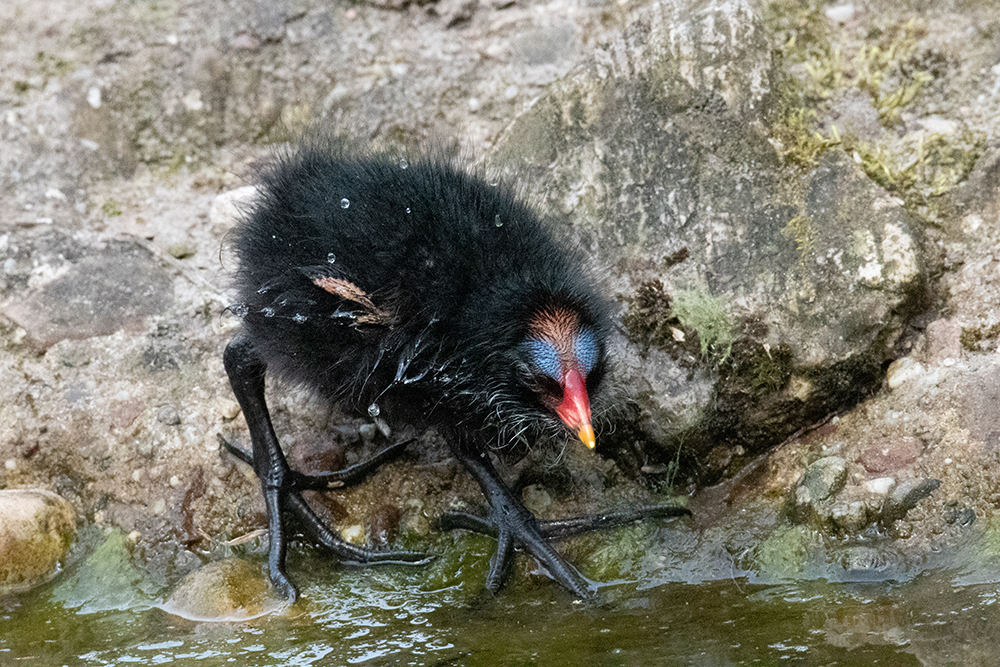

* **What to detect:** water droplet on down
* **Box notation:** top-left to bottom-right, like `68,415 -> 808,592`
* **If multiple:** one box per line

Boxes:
340,198 -> 350,209
229,303 -> 248,318
261,307 -> 275,318
494,214 -> 503,228
327,252 -> 336,263
292,314 -> 307,324
399,158 -> 408,169
368,403 -> 380,418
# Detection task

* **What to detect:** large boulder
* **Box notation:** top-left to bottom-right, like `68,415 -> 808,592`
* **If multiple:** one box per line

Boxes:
494,0 -> 923,477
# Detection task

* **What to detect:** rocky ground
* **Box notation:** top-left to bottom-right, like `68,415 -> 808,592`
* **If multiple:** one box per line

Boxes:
2,0 -> 1000,614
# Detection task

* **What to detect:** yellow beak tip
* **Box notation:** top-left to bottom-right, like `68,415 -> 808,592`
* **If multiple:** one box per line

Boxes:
578,424 -> 596,450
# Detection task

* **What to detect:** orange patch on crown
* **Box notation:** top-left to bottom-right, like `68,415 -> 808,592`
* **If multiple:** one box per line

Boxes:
528,306 -> 580,356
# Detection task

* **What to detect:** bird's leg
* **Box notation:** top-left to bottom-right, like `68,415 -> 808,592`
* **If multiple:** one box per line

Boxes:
442,433 -> 593,599
222,333 -> 428,602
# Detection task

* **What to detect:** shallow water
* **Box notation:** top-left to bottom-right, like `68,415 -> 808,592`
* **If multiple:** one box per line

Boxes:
3,539 -> 997,667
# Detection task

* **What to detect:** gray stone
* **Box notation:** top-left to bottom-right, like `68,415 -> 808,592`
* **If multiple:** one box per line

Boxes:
1,237 -> 173,350
0,489 -> 77,594
828,499 -> 870,533
792,456 -> 848,513
880,478 -> 941,526
493,0 -> 922,464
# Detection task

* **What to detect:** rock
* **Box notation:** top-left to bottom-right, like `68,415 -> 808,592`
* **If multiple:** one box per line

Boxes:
879,478 -> 941,526
289,433 -> 348,476
864,477 -> 895,495
400,498 -> 431,538
161,558 -> 283,621
0,489 -> 77,594
944,506 -> 976,527
753,524 -> 824,580
886,356 -> 924,389
837,545 -> 903,581
51,529 -> 157,613
824,4 -> 856,23
925,319 -> 962,366
0,236 -> 173,350
494,0 -> 923,466
790,457 -> 848,521
367,503 -> 403,548
156,405 -> 182,425
828,500 -> 869,533
959,364 -> 1000,448
165,242 -> 197,259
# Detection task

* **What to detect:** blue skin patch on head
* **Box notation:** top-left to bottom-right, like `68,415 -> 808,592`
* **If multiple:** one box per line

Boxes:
524,339 -> 562,380
575,328 -> 599,374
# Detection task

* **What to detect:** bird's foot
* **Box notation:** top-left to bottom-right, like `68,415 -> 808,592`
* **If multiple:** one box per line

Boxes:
219,434 -> 432,601
439,501 -> 691,598
439,494 -> 591,599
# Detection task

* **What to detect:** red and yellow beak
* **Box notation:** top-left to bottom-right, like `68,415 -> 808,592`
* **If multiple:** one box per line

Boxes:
555,367 -> 596,449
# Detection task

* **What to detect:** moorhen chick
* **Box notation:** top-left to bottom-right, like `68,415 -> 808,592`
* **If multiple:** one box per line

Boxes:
222,141 -> 689,601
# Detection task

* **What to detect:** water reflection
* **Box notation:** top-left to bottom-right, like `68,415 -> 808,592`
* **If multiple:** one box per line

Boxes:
4,560 -> 1000,664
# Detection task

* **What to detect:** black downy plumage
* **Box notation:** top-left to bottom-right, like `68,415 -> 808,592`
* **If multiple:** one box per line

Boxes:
223,142 -> 689,600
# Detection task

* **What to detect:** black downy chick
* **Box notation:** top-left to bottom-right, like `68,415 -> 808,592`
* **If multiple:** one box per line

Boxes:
223,143 -> 690,601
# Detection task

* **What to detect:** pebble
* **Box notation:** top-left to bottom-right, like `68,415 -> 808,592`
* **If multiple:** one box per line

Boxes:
829,500 -> 869,532
790,457 -> 848,523
879,478 -> 941,524
219,400 -> 241,421
794,457 -> 848,506
522,484 -> 552,515
157,405 -> 181,425
824,4 -> 855,23
864,477 -> 895,495
886,356 -> 924,389
925,319 -> 962,366
341,524 -> 364,543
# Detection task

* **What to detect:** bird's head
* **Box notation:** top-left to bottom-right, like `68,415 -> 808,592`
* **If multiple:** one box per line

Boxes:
517,304 -> 605,450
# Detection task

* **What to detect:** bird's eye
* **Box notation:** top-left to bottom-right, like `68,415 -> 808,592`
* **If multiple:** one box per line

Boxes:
575,328 -> 599,375
522,339 -> 561,380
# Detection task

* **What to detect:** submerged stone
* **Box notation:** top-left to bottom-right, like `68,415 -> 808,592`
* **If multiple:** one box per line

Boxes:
753,524 -> 824,581
837,545 -> 905,581
162,558 -> 283,621
0,489 -> 76,594
52,528 -> 158,613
